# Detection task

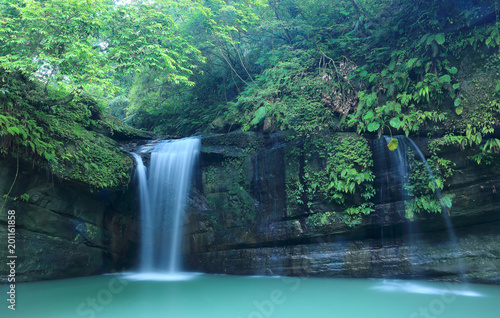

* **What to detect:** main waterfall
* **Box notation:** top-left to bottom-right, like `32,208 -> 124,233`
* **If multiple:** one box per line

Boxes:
132,137 -> 200,278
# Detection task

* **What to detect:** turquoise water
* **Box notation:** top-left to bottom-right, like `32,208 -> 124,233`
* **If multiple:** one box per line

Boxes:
2,274 -> 499,318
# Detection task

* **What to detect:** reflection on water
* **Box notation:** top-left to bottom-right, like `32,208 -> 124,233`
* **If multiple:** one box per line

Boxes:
124,271 -> 201,281
370,280 -> 484,297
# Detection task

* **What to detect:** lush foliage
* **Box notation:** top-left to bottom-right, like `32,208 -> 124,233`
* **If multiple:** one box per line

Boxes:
286,133 -> 375,227
2,0 -> 500,219
403,147 -> 453,219
0,0 -> 204,188
123,0 -> 267,134
118,1 -> 500,192
0,0 -> 201,92
0,73 -> 134,189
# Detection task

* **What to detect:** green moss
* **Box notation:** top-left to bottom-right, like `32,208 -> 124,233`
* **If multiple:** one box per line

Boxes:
284,146 -> 302,217
75,223 -> 103,245
219,156 -> 254,224
202,131 -> 265,156
202,154 -> 255,228
40,97 -> 133,189
306,211 -> 337,228
0,74 -> 134,190
92,112 -> 152,140
225,184 -> 255,223
450,72 -> 500,135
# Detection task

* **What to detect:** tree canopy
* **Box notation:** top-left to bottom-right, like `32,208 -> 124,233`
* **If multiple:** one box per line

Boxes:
0,0 -> 203,103
89,0 -> 498,139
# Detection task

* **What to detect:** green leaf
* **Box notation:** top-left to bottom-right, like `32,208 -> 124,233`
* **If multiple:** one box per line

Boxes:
486,36 -> 493,47
349,182 -> 355,193
387,138 -> 399,151
454,98 -> 461,107
448,67 -> 458,74
452,83 -> 460,90
455,107 -> 463,115
418,34 -> 429,46
44,152 -> 56,161
441,196 -> 452,209
426,35 -> 435,45
341,169 -> 348,178
407,58 -> 418,68
6,126 -> 21,135
422,198 -> 430,210
439,75 -> 451,83
435,33 -> 445,45
390,117 -> 402,129
250,106 -> 267,126
388,58 -> 396,71
363,110 -> 374,120
367,122 -> 380,132
369,73 -> 377,82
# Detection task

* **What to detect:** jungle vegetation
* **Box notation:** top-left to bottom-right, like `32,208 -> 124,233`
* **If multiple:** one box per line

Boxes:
1,0 -> 500,221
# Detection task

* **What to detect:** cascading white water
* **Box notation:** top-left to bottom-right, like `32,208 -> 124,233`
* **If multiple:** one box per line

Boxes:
132,137 -> 200,276
381,136 -> 450,217
381,135 -> 414,205
131,153 -> 152,271
379,135 -> 466,281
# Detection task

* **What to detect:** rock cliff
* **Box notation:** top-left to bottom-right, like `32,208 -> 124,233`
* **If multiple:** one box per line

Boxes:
0,157 -> 139,282
184,131 -> 500,284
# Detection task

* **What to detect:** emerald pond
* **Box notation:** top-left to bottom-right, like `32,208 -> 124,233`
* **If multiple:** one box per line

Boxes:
2,274 -> 499,318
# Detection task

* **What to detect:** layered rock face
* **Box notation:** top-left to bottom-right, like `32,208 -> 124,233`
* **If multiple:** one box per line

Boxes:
0,158 -> 138,282
3,129 -> 498,284
183,131 -> 500,284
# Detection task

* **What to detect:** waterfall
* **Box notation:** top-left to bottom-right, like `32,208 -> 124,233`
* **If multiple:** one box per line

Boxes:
378,135 -> 466,281
379,135 -> 448,218
379,136 -> 414,208
131,153 -> 152,271
132,137 -> 200,276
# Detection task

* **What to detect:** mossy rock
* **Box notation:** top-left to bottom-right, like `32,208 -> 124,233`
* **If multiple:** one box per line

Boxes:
202,131 -> 266,155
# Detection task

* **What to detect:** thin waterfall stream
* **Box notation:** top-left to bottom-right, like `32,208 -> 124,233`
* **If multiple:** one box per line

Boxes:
378,135 -> 466,281
131,137 -> 200,279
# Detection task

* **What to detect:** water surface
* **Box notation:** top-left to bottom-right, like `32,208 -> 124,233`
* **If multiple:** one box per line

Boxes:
2,274 -> 499,318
